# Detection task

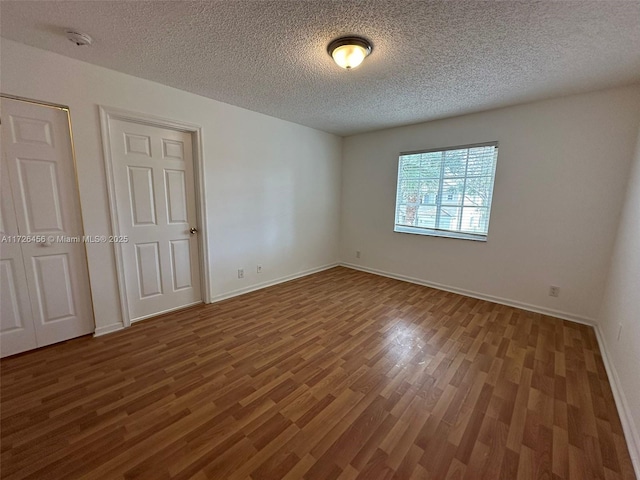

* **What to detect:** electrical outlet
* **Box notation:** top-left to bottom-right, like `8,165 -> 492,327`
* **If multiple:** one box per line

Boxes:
257,265 -> 262,274
356,250 -> 361,259
237,269 -> 244,279
549,286 -> 560,297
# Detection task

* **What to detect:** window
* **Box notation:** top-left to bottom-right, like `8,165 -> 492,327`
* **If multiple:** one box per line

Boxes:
394,142 -> 498,241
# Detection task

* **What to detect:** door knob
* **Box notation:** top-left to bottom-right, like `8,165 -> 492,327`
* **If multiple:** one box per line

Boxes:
190,227 -> 198,235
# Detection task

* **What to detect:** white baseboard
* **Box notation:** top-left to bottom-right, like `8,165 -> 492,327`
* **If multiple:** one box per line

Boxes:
209,263 -> 340,303
93,323 -> 125,337
340,263 -> 596,326
593,325 -> 640,478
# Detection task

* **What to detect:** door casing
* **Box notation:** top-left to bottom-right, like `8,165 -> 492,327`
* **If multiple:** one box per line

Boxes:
99,106 -> 211,328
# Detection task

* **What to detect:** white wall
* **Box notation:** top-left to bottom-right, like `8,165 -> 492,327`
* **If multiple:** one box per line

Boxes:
598,127 -> 640,472
1,39 -> 342,333
340,86 -> 640,321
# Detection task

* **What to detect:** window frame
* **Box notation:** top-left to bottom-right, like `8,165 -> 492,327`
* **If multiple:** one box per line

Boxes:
394,141 -> 499,242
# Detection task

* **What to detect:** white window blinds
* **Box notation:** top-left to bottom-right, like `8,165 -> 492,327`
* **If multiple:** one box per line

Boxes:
394,142 -> 498,240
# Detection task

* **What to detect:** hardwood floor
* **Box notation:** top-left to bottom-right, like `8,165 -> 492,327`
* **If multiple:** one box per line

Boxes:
1,267 -> 635,479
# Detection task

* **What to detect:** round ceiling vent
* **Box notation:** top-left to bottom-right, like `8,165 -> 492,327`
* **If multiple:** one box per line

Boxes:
65,30 -> 92,46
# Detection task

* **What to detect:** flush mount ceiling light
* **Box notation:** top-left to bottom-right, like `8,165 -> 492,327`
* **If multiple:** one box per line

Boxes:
327,36 -> 372,69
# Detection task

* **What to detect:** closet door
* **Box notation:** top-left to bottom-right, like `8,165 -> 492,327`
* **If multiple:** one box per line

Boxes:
1,97 -> 94,356
0,155 -> 37,357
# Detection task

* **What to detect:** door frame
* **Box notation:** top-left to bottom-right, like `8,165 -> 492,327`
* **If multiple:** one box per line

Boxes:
99,106 -> 211,327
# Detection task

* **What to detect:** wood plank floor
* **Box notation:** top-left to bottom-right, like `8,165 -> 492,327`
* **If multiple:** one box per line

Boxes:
1,267 -> 635,479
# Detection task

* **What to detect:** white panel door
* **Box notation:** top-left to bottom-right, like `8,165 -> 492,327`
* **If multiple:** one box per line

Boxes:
0,155 -> 37,356
108,119 -> 201,321
1,98 -> 94,355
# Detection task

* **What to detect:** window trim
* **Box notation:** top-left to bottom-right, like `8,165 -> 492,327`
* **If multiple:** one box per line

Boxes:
399,141 -> 498,157
394,141 -> 498,241
394,225 -> 488,242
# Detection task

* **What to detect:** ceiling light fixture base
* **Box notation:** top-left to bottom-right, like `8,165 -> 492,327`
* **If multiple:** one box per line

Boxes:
65,30 -> 93,46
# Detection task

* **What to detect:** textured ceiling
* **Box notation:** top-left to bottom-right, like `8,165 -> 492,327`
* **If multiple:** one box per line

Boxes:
1,1 -> 639,135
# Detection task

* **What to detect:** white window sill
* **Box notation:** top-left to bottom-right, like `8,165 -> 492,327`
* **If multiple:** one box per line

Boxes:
394,225 -> 487,242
